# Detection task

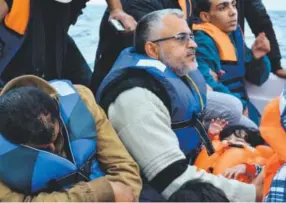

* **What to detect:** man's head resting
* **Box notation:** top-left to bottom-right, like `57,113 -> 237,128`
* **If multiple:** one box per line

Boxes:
0,86 -> 61,151
195,0 -> 238,33
134,9 -> 198,76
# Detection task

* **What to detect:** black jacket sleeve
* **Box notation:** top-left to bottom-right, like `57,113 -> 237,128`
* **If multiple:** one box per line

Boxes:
243,0 -> 282,72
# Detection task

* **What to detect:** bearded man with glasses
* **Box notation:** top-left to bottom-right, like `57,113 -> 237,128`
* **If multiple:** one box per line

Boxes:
96,9 -> 263,202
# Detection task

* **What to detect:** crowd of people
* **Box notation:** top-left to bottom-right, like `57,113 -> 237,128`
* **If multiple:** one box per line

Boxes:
0,0 -> 285,202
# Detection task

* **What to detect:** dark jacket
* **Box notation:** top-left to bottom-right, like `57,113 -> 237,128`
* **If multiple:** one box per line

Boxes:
1,0 -> 92,86
90,0 -> 181,95
237,0 -> 282,73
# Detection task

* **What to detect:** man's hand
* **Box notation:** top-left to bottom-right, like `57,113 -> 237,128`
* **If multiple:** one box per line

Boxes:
251,170 -> 264,202
109,181 -> 136,202
109,9 -> 137,32
210,69 -> 225,82
223,164 -> 247,180
252,32 -> 271,59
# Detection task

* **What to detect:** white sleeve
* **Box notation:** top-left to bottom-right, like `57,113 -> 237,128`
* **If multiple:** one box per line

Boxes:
107,87 -> 256,202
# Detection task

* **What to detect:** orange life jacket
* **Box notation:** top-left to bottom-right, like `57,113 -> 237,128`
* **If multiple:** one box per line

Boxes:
4,0 -> 30,35
192,22 -> 261,125
195,136 -> 273,183
260,96 -> 286,198
193,23 -> 238,61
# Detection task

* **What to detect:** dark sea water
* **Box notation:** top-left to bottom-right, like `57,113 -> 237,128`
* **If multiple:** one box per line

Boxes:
68,4 -> 286,70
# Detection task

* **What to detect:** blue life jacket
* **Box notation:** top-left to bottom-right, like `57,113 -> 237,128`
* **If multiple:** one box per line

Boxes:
0,80 -> 104,194
193,23 -> 261,125
97,47 -> 214,158
220,29 -> 261,124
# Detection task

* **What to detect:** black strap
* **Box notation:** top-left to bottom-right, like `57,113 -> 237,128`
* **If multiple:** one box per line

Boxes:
193,117 -> 215,156
222,76 -> 244,86
47,152 -> 97,191
172,115 -> 215,156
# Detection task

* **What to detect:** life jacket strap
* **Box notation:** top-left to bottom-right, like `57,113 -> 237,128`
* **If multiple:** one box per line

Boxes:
194,116 -> 215,156
47,152 -> 97,191
222,76 -> 244,86
172,115 -> 215,156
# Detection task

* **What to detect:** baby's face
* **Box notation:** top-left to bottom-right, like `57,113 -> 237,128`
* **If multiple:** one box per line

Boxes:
224,130 -> 249,146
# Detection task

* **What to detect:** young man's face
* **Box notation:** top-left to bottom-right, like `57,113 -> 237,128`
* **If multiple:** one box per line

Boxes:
207,0 -> 238,33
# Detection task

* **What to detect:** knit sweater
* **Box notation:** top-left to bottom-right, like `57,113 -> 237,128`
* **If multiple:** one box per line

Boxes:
107,86 -> 256,201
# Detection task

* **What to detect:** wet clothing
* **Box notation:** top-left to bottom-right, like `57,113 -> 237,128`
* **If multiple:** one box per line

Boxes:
0,75 -> 142,202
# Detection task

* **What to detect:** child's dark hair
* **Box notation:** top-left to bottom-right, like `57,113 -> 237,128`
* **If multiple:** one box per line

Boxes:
168,179 -> 229,202
0,86 -> 60,145
219,125 -> 265,147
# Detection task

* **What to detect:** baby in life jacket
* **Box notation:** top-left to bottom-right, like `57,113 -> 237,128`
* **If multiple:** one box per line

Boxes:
195,120 -> 273,183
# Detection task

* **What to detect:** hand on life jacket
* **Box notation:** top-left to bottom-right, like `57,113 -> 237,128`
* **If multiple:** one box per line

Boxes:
208,118 -> 228,139
222,163 -> 260,183
222,164 -> 248,181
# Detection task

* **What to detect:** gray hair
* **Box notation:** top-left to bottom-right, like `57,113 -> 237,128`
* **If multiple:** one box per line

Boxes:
134,9 -> 184,54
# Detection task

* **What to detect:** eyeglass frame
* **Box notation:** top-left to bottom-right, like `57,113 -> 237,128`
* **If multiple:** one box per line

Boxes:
151,32 -> 195,44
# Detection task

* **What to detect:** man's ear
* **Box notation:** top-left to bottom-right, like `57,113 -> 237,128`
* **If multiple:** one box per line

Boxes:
145,42 -> 160,59
200,11 -> 211,23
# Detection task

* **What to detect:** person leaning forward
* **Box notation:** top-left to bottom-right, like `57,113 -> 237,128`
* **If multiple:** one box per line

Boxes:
0,75 -> 142,202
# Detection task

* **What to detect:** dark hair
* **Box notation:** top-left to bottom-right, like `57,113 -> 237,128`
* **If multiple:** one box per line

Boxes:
134,9 -> 184,54
219,125 -> 265,147
30,0 -> 70,78
0,86 -> 60,145
194,0 -> 211,18
168,179 -> 229,202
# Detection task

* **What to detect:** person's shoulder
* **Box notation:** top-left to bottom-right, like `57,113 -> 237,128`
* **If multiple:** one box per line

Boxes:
115,86 -> 162,107
194,31 -> 219,58
74,85 -> 94,99
194,30 -> 216,45
74,84 -> 100,111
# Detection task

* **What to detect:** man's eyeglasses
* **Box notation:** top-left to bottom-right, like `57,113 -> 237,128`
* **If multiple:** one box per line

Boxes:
151,32 -> 195,44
